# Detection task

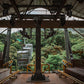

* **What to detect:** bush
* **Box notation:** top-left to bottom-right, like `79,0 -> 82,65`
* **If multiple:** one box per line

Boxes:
45,54 -> 63,71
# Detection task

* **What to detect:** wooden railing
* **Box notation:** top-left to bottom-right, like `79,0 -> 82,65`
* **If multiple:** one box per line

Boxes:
27,64 -> 35,73
27,64 -> 50,74
3,60 -> 13,74
41,64 -> 50,73
62,60 -> 72,72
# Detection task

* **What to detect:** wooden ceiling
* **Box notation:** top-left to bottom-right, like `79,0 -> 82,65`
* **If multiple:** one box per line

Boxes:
0,0 -> 84,19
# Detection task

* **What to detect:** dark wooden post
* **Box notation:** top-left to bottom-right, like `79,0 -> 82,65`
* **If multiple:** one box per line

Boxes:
5,28 -> 11,62
31,17 -> 45,80
36,17 -> 41,74
64,28 -> 73,61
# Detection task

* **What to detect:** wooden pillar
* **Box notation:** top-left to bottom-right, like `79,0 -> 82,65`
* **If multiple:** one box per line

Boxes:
64,28 -> 73,61
31,17 -> 45,80
36,18 -> 41,74
5,28 -> 11,62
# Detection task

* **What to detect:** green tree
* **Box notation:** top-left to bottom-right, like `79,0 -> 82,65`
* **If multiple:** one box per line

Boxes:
45,54 -> 63,71
41,45 -> 62,58
0,34 -> 6,43
9,46 -> 17,70
11,41 -> 22,50
0,42 -> 4,52
31,52 -> 46,64
72,42 -> 84,59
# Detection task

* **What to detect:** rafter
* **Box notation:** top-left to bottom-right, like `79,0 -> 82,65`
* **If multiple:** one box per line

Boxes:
53,0 -> 66,20
25,0 -> 34,13
73,28 -> 84,37
9,0 -> 21,19
43,0 -> 48,6
48,0 -> 51,4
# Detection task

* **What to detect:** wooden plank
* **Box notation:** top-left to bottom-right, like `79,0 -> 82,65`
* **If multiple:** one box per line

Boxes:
0,70 -> 21,84
0,20 -> 84,28
5,74 -> 73,84
0,68 -> 10,80
58,70 -> 84,84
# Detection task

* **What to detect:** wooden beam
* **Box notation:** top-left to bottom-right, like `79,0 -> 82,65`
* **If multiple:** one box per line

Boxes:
43,0 -> 48,6
5,5 -> 65,8
53,0 -> 66,20
73,28 -> 84,37
25,0 -> 34,13
9,0 -> 21,19
14,14 -> 59,19
0,20 -> 84,28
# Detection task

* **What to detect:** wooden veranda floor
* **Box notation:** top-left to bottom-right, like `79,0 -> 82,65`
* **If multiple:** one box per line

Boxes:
4,73 -> 73,84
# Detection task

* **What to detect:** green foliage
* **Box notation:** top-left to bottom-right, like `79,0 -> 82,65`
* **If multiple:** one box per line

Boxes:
9,46 -> 17,59
31,52 -> 46,64
72,54 -> 81,59
45,54 -> 63,70
9,46 -> 17,70
72,41 -> 84,59
11,41 -> 22,50
0,42 -> 4,52
72,42 -> 84,51
0,34 -> 6,43
41,44 -> 62,58
55,35 -> 65,48
0,34 -> 6,52
0,29 -> 83,71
